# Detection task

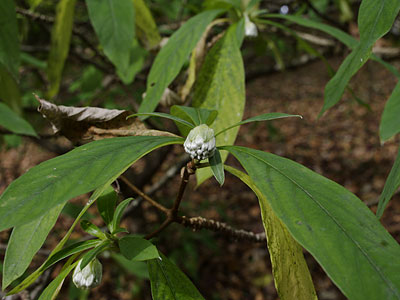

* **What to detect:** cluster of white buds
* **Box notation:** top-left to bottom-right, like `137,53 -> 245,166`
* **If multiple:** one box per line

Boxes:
72,258 -> 102,289
244,13 -> 258,37
184,124 -> 216,160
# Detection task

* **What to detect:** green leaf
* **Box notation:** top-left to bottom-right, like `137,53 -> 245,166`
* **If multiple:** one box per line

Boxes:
111,253 -> 149,278
2,204 -> 64,289
133,0 -> 161,49
215,112 -> 302,137
223,145 -> 400,300
86,0 -> 135,81
80,220 -> 107,240
7,186 -> 108,295
38,260 -> 78,300
224,165 -> 317,300
193,22 -> 245,185
110,198 -> 133,234
171,106 -> 218,127
380,81 -> 400,142
0,136 -> 183,231
128,112 -> 195,129
117,38 -> 147,84
42,240 -> 101,271
321,0 -> 400,114
377,145 -> 400,219
265,14 -> 400,78
80,240 -> 110,269
0,0 -> 19,79
0,64 -> 22,114
119,236 -> 159,261
138,9 -> 223,115
209,149 -> 224,186
46,0 -> 77,98
0,102 -> 38,137
97,186 -> 118,229
148,253 -> 205,300
170,106 -> 218,137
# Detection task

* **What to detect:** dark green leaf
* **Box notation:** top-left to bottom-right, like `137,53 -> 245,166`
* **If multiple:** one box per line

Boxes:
80,241 -> 110,269
38,260 -> 78,300
223,145 -> 400,299
377,145 -> 400,219
380,81 -> 400,142
321,0 -> 400,114
110,198 -> 133,234
86,0 -> 135,80
148,253 -> 204,300
265,14 -> 400,78
0,102 -> 38,137
170,106 -> 218,127
209,149 -> 224,186
42,240 -> 101,271
2,204 -> 64,289
128,112 -> 195,129
119,236 -> 159,261
0,64 -> 22,114
80,220 -> 107,240
224,165 -> 317,300
46,0 -> 77,98
0,136 -> 183,231
97,186 -> 118,229
0,0 -> 20,79
193,22 -> 245,185
138,9 -> 223,115
215,112 -> 302,137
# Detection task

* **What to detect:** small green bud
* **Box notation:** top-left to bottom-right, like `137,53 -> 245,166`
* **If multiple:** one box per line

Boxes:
72,258 -> 102,289
244,14 -> 258,37
184,124 -> 216,160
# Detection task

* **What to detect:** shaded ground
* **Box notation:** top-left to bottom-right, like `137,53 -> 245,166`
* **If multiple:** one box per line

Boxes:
1,56 -> 400,300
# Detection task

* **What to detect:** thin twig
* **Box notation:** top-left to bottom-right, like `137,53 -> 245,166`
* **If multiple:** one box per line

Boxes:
178,216 -> 267,243
119,175 -> 169,213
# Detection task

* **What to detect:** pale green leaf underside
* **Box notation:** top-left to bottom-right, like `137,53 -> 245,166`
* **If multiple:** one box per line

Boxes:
193,22 -> 245,185
225,165 -> 317,300
223,146 -> 400,300
0,136 -> 183,231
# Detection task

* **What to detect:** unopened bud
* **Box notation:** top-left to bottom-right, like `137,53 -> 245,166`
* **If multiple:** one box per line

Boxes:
244,14 -> 258,37
72,258 -> 102,289
184,124 -> 216,160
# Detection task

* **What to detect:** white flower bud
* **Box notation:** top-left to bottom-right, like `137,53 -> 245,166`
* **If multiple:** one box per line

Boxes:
184,124 -> 216,160
72,258 -> 102,289
244,14 -> 258,37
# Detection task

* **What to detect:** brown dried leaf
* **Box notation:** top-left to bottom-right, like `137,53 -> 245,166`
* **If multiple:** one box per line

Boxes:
36,95 -> 178,142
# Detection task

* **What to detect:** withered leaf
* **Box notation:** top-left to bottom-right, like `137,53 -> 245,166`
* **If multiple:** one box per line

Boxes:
36,95 -> 178,143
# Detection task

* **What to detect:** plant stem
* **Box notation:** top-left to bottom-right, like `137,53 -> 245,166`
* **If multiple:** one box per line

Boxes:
120,175 -> 169,213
